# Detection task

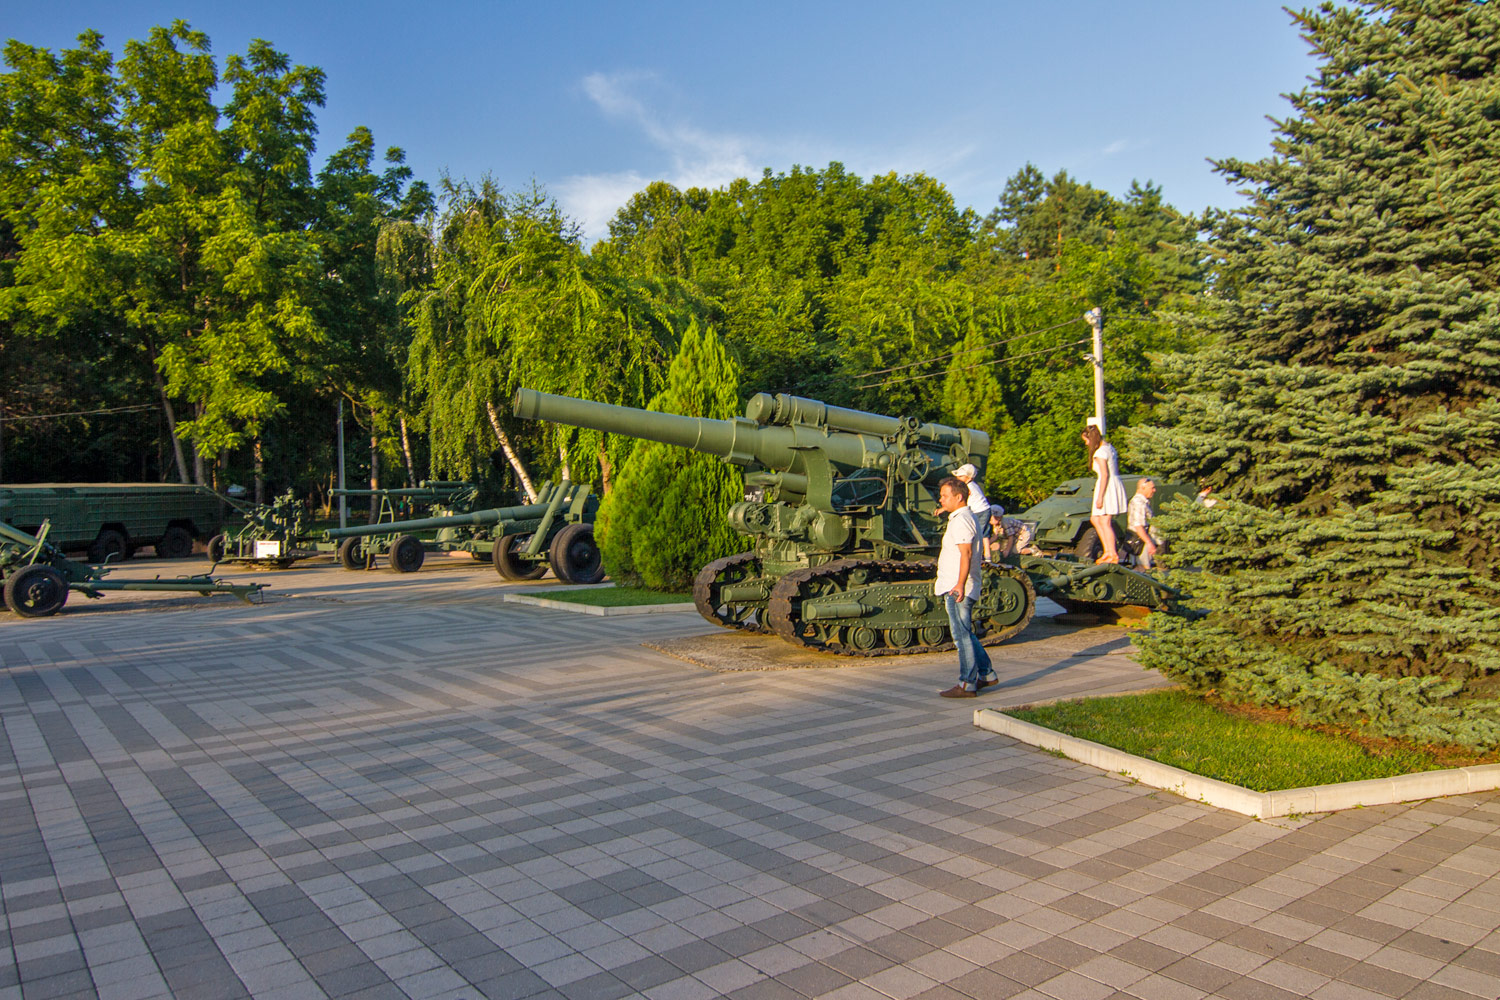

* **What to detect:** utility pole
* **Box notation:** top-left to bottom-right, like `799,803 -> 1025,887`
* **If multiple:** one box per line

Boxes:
1085,307 -> 1106,434
337,399 -> 347,530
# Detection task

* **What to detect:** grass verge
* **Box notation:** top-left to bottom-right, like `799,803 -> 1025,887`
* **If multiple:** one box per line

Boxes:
1006,690 -> 1497,792
541,586 -> 694,607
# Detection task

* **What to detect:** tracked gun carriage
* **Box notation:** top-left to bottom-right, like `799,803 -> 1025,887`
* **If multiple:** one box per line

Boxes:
513,388 -> 1187,655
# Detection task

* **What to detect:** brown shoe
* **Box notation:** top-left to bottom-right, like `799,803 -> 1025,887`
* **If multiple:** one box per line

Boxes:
977,676 -> 998,691
939,685 -> 977,699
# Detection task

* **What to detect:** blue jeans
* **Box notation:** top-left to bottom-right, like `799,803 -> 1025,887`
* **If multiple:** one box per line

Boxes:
945,593 -> 992,689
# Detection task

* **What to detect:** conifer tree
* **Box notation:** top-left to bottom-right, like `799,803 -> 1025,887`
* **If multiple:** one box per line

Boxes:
1132,1 -> 1500,747
598,321 -> 744,591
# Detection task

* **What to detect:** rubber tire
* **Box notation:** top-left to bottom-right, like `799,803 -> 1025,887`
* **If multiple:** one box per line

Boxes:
548,523 -> 604,585
4,565 -> 69,617
157,525 -> 195,559
206,533 -> 228,563
390,534 -> 425,574
493,534 -> 546,581
1073,522 -> 1125,563
87,529 -> 127,565
337,537 -> 368,571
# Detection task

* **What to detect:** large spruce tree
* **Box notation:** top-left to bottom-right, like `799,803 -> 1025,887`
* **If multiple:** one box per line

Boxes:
1134,1 -> 1500,747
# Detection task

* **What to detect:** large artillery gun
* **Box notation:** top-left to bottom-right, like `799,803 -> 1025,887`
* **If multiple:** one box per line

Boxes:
0,519 -> 265,618
513,388 -> 1190,655
320,480 -> 603,582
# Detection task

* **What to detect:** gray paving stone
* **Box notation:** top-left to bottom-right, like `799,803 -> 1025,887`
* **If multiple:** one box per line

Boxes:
2,568 -> 1499,999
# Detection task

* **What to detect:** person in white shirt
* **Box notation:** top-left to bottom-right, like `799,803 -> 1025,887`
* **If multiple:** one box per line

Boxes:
952,463 -> 991,538
934,476 -> 997,698
1127,478 -> 1161,569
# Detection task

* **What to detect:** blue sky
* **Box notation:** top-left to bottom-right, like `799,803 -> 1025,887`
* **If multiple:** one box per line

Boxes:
11,2 -> 1321,241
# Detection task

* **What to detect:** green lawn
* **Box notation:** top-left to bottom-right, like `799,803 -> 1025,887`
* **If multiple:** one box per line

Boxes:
1006,690 -> 1473,792
540,586 -> 694,607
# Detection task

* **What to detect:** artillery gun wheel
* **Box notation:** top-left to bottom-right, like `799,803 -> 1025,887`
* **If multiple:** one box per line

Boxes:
337,537 -> 369,571
1074,524 -> 1125,564
692,551 -> 770,633
4,565 -> 69,617
390,535 -> 426,574
493,534 -> 546,580
87,529 -> 127,565
548,524 -> 605,584
157,526 -> 195,559
206,533 -> 228,564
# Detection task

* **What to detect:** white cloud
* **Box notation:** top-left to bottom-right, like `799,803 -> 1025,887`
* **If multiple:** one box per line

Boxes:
559,72 -> 757,242
1102,138 -> 1131,155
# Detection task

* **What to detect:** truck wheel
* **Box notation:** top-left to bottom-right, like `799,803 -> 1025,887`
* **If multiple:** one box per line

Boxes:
87,530 -> 127,564
337,537 -> 368,571
157,525 -> 195,559
390,535 -> 425,574
206,533 -> 228,563
492,534 -> 546,581
548,524 -> 604,585
4,565 -> 69,617
1074,524 -> 1124,563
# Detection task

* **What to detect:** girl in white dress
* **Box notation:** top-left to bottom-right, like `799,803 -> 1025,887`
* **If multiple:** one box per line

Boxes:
1082,421 -> 1126,564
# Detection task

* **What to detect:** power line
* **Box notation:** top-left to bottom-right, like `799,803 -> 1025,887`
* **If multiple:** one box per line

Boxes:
0,403 -> 157,423
859,337 -> 1091,389
853,316 -> 1086,380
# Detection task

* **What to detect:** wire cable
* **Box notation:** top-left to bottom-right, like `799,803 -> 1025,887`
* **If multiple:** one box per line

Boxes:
859,337 -> 1091,389
1,403 -> 157,423
853,315 -> 1086,379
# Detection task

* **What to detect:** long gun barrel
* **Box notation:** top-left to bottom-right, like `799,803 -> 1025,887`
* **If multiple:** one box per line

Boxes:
512,389 -> 988,476
322,500 -> 550,540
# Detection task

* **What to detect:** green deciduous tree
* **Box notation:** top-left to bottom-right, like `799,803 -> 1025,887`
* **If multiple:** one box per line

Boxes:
597,320 -> 744,590
1132,0 -> 1500,748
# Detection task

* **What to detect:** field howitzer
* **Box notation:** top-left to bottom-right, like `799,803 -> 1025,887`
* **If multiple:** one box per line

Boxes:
0,519 -> 266,618
513,388 -> 1190,655
321,480 -> 603,583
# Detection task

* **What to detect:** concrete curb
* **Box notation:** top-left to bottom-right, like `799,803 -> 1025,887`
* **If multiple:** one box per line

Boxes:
502,591 -> 697,617
973,707 -> 1500,818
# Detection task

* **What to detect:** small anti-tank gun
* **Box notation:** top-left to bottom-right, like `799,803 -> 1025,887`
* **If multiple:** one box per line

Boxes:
514,388 -> 1192,655
0,519 -> 265,618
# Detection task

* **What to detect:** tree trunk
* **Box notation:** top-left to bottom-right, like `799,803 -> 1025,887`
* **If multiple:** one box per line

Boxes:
253,438 -> 265,505
598,445 -> 613,495
399,415 -> 417,487
151,361 -> 190,484
485,400 -> 537,501
369,429 -> 380,523
559,441 -> 571,482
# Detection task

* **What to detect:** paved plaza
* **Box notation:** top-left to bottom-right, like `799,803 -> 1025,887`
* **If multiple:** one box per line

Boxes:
1,560 -> 1498,1000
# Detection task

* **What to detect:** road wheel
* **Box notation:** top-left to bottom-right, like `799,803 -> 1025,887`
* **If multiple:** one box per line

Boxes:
1073,523 -> 1125,563
87,529 -> 127,565
4,565 -> 69,617
390,535 -> 425,574
548,524 -> 604,584
156,525 -> 195,559
337,537 -> 368,571
493,534 -> 546,580
206,533 -> 228,563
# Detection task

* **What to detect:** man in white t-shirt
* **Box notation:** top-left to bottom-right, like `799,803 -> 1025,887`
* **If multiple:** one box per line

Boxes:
935,476 -> 996,698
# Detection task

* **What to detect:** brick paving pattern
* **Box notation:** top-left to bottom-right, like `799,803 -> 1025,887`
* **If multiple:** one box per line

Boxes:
1,568 -> 1497,999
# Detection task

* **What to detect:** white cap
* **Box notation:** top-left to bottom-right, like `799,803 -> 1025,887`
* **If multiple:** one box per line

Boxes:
1084,417 -> 1103,430
989,503 -> 1005,518
953,463 -> 978,479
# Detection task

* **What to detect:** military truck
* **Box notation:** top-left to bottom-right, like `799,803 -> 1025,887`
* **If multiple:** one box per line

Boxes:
0,484 -> 225,562
1015,475 -> 1198,562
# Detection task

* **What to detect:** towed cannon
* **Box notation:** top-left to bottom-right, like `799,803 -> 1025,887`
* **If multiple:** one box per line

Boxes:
513,388 -> 1190,655
0,519 -> 265,618
321,480 -> 603,583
